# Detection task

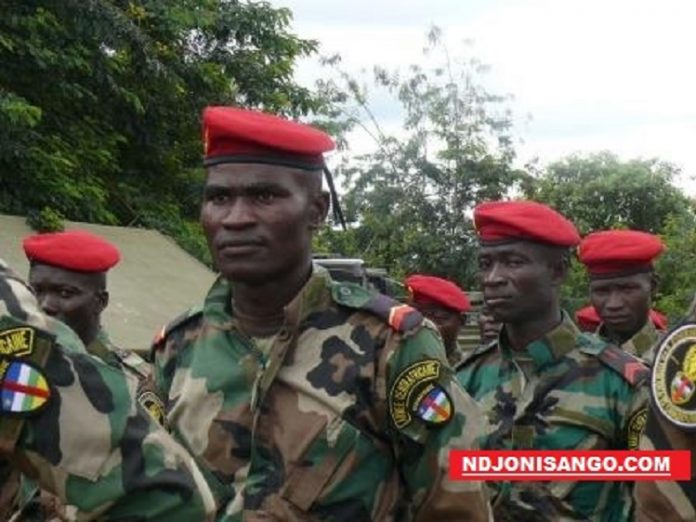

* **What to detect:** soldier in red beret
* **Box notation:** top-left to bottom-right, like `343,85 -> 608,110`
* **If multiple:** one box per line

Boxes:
456,200 -> 649,521
17,229 -> 163,518
578,229 -> 666,363
151,107 -> 491,520
405,274 -> 471,364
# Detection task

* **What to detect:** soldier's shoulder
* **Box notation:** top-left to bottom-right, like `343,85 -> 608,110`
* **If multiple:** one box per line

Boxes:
578,333 -> 649,387
329,281 -> 425,336
455,340 -> 497,372
151,306 -> 204,352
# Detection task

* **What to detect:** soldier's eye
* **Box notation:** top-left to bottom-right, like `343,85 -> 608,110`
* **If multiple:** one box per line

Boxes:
255,191 -> 275,204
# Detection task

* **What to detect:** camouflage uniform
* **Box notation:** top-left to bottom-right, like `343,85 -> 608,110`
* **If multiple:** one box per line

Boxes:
634,322 -> 696,521
153,266 -> 491,521
597,320 -> 660,365
0,258 -> 216,520
635,410 -> 696,521
13,328 -> 167,520
456,313 -> 649,521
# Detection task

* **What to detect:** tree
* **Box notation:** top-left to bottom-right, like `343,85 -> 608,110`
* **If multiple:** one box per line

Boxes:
0,0 -> 325,262
315,28 -> 527,286
524,152 -> 691,235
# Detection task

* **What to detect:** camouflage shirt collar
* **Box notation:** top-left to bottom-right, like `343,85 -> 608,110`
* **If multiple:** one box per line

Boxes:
499,311 -> 580,370
203,265 -> 334,331
598,319 -> 660,362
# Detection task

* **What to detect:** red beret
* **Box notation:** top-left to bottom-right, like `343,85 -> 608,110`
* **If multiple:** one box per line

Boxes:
202,106 -> 335,169
649,310 -> 668,331
473,200 -> 580,247
405,274 -> 471,313
578,230 -> 665,277
23,230 -> 120,273
575,305 -> 601,332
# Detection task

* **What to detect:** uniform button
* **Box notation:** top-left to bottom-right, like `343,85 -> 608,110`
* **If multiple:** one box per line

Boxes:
278,328 -> 290,340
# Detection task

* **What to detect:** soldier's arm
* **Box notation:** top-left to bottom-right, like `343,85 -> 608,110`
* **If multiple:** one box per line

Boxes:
634,322 -> 696,522
385,325 -> 492,521
0,262 -> 216,521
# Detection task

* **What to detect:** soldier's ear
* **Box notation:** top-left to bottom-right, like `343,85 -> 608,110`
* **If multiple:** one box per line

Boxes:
95,290 -> 109,314
308,191 -> 330,230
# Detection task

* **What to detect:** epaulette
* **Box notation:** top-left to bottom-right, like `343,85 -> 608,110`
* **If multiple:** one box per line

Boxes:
594,343 -> 649,386
330,282 -> 424,335
151,306 -> 203,352
455,340 -> 497,371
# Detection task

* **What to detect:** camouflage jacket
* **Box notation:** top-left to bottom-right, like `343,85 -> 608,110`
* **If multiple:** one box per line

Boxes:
635,408 -> 696,521
13,328 -> 167,520
0,258 -> 216,520
153,267 -> 491,521
634,322 -> 696,521
598,320 -> 660,365
456,313 -> 649,521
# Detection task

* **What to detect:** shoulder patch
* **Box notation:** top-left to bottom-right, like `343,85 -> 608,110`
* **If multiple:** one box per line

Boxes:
331,283 -> 423,334
151,306 -> 203,351
596,344 -> 649,386
651,322 -> 696,431
626,407 -> 648,450
389,359 -> 452,429
0,358 -> 51,416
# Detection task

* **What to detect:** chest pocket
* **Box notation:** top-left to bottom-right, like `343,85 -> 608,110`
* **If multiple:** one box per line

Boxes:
280,416 -> 391,513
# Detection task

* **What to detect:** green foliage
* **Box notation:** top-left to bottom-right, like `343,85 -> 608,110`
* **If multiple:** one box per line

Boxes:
0,0 -> 325,259
525,151 -> 691,234
316,28 -> 526,287
654,213 -> 696,320
25,207 -> 65,232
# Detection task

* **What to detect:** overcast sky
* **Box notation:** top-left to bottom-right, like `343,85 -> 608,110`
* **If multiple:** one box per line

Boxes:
276,0 -> 696,192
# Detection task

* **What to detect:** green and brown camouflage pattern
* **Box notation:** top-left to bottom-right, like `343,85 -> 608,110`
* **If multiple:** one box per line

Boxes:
0,258 -> 216,520
14,327 -> 168,520
635,406 -> 696,521
598,319 -> 661,364
153,266 -> 491,521
456,313 -> 650,521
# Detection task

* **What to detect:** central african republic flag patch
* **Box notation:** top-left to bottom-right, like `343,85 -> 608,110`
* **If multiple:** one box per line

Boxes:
416,385 -> 452,425
0,359 -> 51,415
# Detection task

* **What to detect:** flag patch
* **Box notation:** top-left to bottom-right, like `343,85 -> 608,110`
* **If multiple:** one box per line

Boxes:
415,385 -> 452,425
0,359 -> 51,415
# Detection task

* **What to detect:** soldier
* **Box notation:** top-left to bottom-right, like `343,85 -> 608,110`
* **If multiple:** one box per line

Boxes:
478,305 -> 501,345
635,321 -> 696,521
152,106 -> 491,521
0,258 -> 216,520
15,230 -> 165,518
405,273 -> 471,366
575,305 -> 667,335
578,230 -> 666,363
456,200 -> 650,521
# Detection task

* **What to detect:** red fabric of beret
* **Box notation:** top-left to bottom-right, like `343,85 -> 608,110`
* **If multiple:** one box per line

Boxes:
23,230 -> 120,273
578,230 -> 665,277
575,306 -> 601,332
405,274 -> 471,313
203,106 -> 335,168
473,200 -> 580,247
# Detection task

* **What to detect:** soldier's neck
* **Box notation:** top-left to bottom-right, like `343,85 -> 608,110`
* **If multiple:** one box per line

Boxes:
229,261 -> 312,325
505,306 -> 562,351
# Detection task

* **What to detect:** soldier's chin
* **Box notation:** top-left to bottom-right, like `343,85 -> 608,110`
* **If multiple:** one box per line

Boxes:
217,260 -> 274,284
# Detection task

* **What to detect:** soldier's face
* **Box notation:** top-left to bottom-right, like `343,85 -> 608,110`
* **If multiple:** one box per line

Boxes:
412,303 -> 462,354
589,273 -> 652,337
28,263 -> 106,345
201,163 -> 329,283
478,241 -> 558,324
